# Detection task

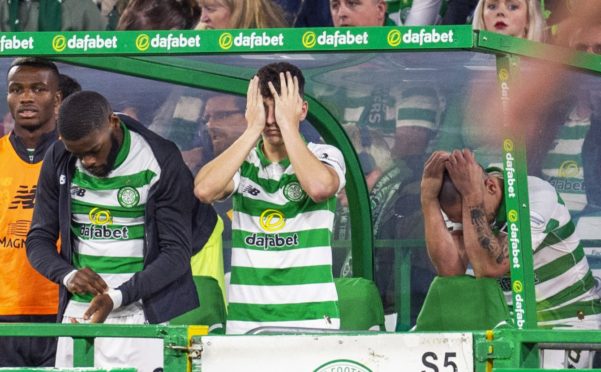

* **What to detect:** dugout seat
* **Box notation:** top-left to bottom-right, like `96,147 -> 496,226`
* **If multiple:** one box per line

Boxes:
335,277 -> 385,331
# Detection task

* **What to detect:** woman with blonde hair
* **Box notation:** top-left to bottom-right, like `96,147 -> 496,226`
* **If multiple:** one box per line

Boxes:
472,0 -> 545,41
197,0 -> 289,29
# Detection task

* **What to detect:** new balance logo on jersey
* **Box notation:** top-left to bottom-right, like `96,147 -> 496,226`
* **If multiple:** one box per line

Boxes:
243,185 -> 261,196
9,185 -> 36,209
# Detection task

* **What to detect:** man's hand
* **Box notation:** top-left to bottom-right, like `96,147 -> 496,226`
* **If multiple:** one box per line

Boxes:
268,71 -> 304,132
66,267 -> 108,296
83,293 -> 113,323
245,76 -> 266,132
445,149 -> 485,202
421,151 -> 450,202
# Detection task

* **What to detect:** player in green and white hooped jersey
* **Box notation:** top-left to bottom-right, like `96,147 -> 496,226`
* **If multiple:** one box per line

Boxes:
27,91 -> 204,372
195,62 -> 346,334
421,149 -> 601,369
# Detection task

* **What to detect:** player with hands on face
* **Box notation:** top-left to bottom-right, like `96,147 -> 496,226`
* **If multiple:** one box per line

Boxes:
195,62 -> 346,334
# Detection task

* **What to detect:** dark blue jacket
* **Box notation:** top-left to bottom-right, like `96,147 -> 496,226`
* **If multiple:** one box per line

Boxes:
26,115 -> 216,324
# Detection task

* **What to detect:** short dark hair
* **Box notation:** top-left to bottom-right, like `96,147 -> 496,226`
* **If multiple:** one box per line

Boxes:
58,91 -> 113,141
8,57 -> 60,83
117,0 -> 201,30
59,74 -> 82,99
256,62 -> 305,99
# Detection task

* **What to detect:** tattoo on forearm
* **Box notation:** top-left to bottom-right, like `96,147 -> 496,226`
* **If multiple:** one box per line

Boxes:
469,204 -> 506,264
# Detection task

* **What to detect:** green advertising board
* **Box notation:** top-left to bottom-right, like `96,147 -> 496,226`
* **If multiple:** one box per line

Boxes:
0,26 -> 473,56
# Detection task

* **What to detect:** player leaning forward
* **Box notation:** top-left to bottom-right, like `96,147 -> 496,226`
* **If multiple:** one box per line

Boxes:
195,62 -> 346,334
26,91 -> 216,371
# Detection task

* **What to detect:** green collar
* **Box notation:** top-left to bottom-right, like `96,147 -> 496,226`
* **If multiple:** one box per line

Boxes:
255,138 -> 290,168
113,121 -> 131,169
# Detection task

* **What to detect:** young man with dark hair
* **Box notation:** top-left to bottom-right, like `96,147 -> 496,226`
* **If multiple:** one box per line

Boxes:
0,57 -> 62,367
195,62 -> 346,334
26,91 -> 217,371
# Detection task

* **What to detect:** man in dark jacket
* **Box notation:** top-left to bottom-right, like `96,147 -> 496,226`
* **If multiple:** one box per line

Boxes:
26,91 -> 216,371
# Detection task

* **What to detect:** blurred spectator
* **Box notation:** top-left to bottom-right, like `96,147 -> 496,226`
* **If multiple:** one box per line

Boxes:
295,0 -> 333,27
330,0 -> 443,27
387,0 -> 443,25
0,0 -> 105,31
441,0 -> 477,25
273,0 -> 301,25
330,0 -> 388,26
116,0 -> 200,30
197,0 -> 288,29
58,74 -> 81,100
97,0 -> 130,30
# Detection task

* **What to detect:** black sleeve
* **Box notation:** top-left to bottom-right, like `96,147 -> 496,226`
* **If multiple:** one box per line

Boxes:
117,146 -> 198,305
441,0 -> 479,25
26,145 -> 74,284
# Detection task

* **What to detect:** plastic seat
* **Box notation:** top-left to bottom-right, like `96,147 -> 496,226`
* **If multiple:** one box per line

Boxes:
335,277 -> 385,331
170,276 -> 226,334
414,275 -> 510,331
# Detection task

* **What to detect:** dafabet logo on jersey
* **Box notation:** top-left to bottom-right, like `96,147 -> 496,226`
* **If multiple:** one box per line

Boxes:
244,209 -> 299,250
0,35 -> 34,52
219,31 -> 283,50
52,34 -> 117,52
135,33 -> 201,51
302,30 -> 368,49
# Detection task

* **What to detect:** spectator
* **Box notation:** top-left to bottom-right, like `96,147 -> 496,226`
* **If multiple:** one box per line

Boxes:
472,0 -> 545,41
116,0 -> 200,30
197,0 -> 289,29
0,57 -> 61,368
0,0 -> 105,31
420,149 -> 601,368
195,63 -> 345,334
26,91 -> 216,371
330,0 -> 443,27
330,0 -> 388,26
58,74 -> 81,100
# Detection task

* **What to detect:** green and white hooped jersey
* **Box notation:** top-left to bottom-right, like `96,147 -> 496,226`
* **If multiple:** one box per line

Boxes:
226,141 -> 346,334
542,110 -> 590,215
503,177 -> 601,326
65,123 -> 161,318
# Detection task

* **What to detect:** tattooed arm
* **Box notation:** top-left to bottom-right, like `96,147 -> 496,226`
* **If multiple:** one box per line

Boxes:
421,151 -> 469,275
446,149 -> 509,278
461,200 -> 509,277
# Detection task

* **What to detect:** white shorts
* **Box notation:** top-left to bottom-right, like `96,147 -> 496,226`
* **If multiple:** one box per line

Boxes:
56,311 -> 163,372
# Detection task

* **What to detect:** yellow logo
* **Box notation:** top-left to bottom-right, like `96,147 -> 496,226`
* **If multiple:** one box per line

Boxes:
218,33 -> 233,50
507,209 -> 518,223
302,31 -> 316,48
512,280 -> 523,293
387,29 -> 402,47
52,35 -> 66,52
89,208 -> 113,225
135,34 -> 150,51
498,68 -> 509,81
259,209 -> 285,232
558,160 -> 580,178
503,139 -> 514,152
